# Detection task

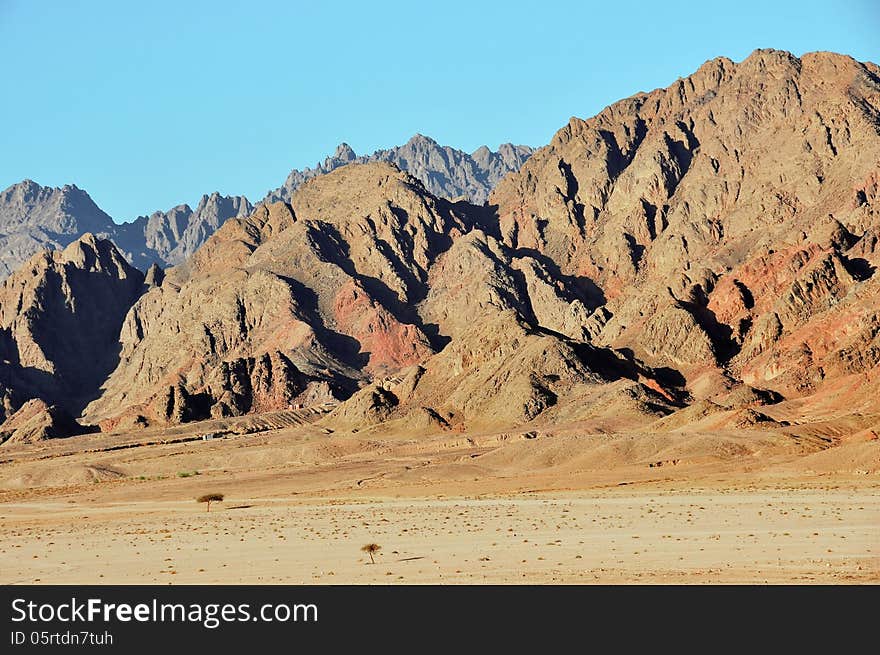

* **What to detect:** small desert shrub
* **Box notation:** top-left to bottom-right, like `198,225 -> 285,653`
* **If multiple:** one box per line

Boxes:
197,493 -> 224,511
361,543 -> 381,564
178,470 -> 200,478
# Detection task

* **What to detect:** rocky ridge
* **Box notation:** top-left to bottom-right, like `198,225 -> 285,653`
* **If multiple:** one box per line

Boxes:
0,234 -> 145,422
0,180 -> 252,278
491,48 -> 880,412
264,135 -> 534,205
1,138 -> 532,281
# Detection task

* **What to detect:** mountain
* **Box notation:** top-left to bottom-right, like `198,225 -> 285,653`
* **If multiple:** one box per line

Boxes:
491,48 -> 880,413
0,181 -> 251,279
264,135 -> 534,205
84,162 -> 672,431
0,234 -> 145,422
0,180 -> 118,279
112,192 -> 253,267
1,49 -> 878,441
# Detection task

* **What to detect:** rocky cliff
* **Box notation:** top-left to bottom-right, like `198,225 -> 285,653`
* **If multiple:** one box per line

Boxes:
491,48 -> 880,411
0,234 -> 145,422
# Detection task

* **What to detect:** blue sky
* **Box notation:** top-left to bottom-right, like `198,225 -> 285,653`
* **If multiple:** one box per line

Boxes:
1,0 -> 877,222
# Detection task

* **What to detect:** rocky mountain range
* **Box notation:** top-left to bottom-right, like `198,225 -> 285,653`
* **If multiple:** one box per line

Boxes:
264,134 -> 534,205
116,193 -> 254,269
0,138 -> 532,281
0,180 -> 253,279
1,48 -> 878,444
0,180 -> 117,280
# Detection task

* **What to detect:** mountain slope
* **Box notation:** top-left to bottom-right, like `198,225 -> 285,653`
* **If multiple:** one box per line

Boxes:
0,234 -> 145,422
491,49 -> 880,409
85,162 -> 674,430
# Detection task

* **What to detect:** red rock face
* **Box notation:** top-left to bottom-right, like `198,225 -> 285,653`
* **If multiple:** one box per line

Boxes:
707,243 -> 841,345
332,280 -> 432,375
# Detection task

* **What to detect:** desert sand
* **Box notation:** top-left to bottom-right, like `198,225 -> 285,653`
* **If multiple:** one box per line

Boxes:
1,418 -> 877,584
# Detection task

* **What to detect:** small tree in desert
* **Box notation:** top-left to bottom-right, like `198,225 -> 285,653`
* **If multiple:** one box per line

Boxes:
361,543 -> 381,564
197,493 -> 224,512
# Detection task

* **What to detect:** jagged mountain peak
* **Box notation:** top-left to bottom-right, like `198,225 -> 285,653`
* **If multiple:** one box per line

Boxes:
0,179 -> 118,280
332,142 -> 357,160
0,180 -> 256,280
405,133 -> 440,146
265,135 -> 534,206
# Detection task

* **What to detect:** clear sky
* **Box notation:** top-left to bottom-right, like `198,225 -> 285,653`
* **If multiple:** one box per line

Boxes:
1,0 -> 878,222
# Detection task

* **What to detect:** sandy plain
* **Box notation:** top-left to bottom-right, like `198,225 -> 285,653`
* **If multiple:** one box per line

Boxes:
1,413 -> 878,584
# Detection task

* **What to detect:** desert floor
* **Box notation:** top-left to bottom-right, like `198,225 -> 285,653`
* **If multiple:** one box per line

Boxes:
1,416 -> 878,584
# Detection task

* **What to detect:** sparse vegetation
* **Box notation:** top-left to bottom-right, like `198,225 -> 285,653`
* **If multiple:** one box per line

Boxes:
178,470 -> 200,478
197,493 -> 224,512
361,543 -> 381,564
